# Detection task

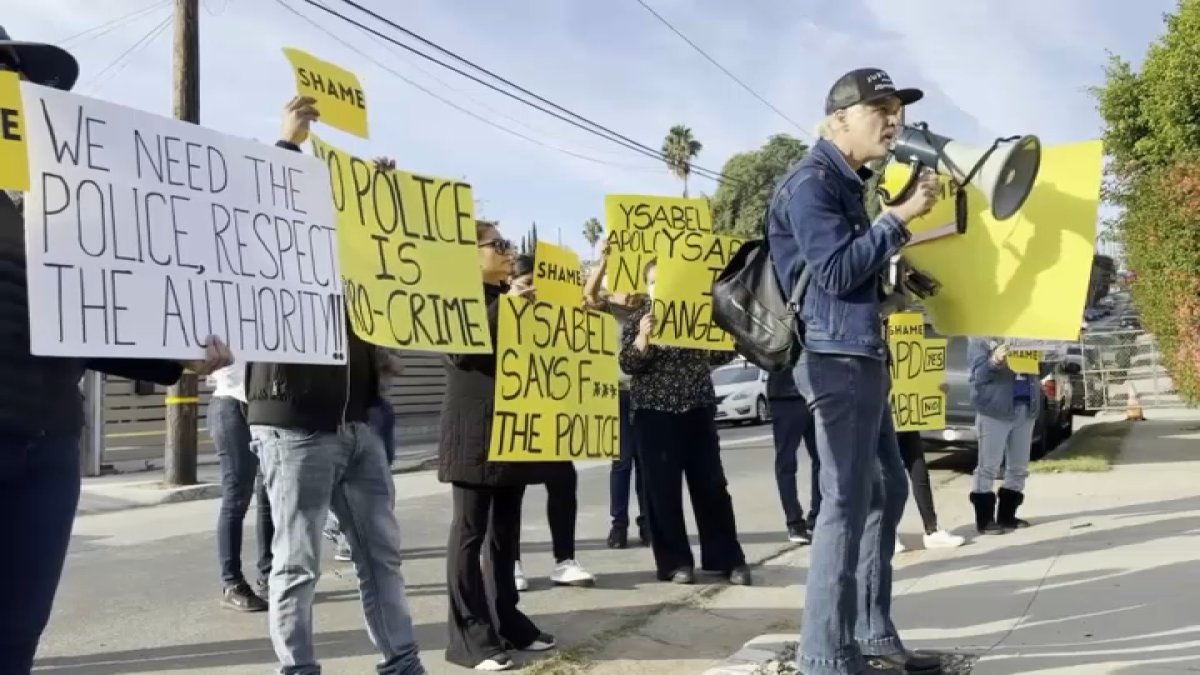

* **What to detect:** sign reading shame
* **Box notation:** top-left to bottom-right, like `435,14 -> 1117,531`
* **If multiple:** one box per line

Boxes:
650,232 -> 742,350
0,71 -> 29,190
603,194 -> 712,294
22,83 -> 344,363
489,295 -> 620,462
887,313 -> 947,431
283,48 -> 369,139
533,241 -> 583,306
310,135 -> 491,354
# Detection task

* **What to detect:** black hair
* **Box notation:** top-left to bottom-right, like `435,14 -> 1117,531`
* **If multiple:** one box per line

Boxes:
514,254 -> 535,278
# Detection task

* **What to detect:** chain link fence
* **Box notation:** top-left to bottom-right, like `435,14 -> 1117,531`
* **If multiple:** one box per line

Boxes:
1078,329 -> 1181,411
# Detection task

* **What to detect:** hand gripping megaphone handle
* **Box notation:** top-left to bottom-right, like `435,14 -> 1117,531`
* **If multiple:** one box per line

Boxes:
904,186 -> 970,247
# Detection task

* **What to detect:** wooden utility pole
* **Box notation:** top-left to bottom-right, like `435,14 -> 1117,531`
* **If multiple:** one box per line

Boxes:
164,0 -> 200,486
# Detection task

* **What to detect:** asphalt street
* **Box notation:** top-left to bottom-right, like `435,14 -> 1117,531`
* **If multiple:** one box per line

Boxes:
37,422 -> 976,674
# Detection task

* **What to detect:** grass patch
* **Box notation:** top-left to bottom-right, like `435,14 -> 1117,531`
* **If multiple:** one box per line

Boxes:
1030,421 -> 1131,473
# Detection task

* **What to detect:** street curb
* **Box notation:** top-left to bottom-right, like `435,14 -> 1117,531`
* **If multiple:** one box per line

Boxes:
78,453 -> 440,516
702,634 -> 798,674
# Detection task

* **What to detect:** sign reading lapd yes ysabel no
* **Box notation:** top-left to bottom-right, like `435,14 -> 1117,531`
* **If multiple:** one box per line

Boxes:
310,134 -> 491,354
887,313 -> 947,432
21,82 -> 345,364
488,296 -> 621,462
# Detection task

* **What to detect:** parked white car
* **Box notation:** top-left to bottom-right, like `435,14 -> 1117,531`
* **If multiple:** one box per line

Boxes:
711,362 -> 770,425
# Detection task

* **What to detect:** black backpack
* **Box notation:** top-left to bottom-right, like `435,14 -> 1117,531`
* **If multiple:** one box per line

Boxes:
711,236 -> 811,373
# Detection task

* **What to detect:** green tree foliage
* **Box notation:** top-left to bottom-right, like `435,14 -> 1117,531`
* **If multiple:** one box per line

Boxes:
582,217 -> 603,249
662,125 -> 703,197
1094,0 -> 1200,400
710,134 -> 809,237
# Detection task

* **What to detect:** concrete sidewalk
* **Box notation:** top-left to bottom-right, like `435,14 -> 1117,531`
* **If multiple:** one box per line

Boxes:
691,410 -> 1200,674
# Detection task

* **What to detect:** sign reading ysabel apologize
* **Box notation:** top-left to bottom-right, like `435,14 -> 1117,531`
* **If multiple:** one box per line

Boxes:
310,135 -> 491,354
603,194 -> 712,293
887,313 -> 947,432
21,82 -> 344,363
489,296 -> 620,462
283,48 -> 368,139
651,233 -> 742,350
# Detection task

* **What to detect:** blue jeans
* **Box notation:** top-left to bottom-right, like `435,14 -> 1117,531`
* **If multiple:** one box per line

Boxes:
0,432 -> 81,674
610,390 -> 645,528
252,422 -> 424,675
368,397 -> 396,465
792,352 -> 909,675
209,396 -> 273,587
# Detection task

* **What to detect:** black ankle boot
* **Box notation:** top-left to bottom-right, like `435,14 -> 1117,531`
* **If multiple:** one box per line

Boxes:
606,525 -> 628,549
970,492 -> 1007,535
997,488 -> 1031,529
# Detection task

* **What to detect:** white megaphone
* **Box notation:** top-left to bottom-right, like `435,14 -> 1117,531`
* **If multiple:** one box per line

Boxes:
880,123 -> 1042,245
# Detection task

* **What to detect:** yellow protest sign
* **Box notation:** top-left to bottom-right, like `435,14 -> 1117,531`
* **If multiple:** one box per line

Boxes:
603,194 -> 713,293
489,296 -> 621,462
311,134 -> 491,354
1008,349 -> 1040,374
887,312 -> 947,431
533,241 -> 583,306
882,140 -> 1102,341
0,72 -> 29,190
650,233 -> 742,350
283,48 -> 368,138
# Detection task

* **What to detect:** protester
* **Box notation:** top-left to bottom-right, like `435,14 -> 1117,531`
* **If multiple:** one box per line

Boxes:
508,254 -> 596,591
0,30 -> 234,675
765,371 -> 818,544
247,98 -> 425,675
619,260 -> 751,586
967,338 -> 1038,534
767,68 -> 944,674
438,226 -> 555,671
207,360 -> 273,611
896,431 -> 965,550
583,253 -> 649,549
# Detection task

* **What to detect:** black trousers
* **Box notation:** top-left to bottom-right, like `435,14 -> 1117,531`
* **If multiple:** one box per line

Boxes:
634,406 -> 746,578
545,465 -> 577,562
445,483 -> 542,667
897,430 -> 939,533
768,396 -> 819,530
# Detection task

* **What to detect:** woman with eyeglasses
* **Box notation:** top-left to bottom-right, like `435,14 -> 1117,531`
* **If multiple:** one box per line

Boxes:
437,223 -> 556,672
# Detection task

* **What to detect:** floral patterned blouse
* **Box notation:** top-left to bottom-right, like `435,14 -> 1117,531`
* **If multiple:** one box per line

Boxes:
618,306 -> 736,413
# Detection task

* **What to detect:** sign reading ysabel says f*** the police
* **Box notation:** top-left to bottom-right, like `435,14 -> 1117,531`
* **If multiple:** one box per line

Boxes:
21,82 -> 345,364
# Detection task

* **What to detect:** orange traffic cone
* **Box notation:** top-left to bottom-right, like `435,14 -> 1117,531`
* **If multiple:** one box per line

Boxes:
1126,381 -> 1145,421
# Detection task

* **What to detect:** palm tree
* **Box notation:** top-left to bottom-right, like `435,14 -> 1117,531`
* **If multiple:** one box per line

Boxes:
662,125 -> 702,197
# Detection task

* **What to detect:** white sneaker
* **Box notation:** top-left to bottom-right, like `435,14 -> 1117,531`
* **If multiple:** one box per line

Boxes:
474,654 -> 513,671
895,536 -> 906,553
923,529 -> 966,549
513,561 -> 529,592
550,559 -> 596,587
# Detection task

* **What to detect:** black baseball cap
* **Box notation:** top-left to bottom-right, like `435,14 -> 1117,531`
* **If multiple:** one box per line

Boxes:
825,68 -> 923,115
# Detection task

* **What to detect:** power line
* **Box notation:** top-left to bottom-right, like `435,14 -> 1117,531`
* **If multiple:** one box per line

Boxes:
275,0 -> 662,172
304,0 -> 734,185
84,12 -> 173,96
55,1 -> 170,49
631,0 -> 810,138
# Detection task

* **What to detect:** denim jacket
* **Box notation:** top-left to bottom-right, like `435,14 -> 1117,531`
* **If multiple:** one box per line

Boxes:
767,139 -> 910,360
968,337 -> 1042,420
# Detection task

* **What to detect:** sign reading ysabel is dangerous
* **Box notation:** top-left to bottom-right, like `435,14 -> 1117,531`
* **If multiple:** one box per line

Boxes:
489,296 -> 621,462
311,135 -> 491,354
651,233 -> 742,350
22,83 -> 345,364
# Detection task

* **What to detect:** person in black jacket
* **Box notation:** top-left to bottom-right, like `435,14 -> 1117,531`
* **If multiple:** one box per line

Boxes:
245,99 -> 425,675
438,223 -> 556,672
0,29 -> 232,675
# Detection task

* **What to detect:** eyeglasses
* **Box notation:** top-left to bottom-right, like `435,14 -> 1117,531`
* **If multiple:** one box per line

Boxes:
479,238 -> 513,254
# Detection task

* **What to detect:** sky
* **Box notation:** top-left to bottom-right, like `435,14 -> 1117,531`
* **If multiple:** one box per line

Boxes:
7,0 -> 1177,259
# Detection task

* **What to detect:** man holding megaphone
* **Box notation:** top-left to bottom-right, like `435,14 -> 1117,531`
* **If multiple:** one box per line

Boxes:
767,68 -> 945,675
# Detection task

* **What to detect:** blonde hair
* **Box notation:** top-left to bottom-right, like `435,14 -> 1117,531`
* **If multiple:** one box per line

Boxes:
815,116 -> 836,140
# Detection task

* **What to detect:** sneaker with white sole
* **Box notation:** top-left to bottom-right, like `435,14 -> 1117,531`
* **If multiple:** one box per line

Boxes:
513,561 -> 529,592
474,654 -> 513,671
550,559 -> 596,587
923,529 -> 966,549
895,536 -> 906,554
522,633 -> 557,652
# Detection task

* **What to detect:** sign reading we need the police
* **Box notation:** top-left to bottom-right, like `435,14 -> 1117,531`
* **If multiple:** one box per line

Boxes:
21,82 -> 344,364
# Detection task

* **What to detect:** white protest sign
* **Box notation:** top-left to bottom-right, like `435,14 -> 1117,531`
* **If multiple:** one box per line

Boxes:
21,82 -> 346,364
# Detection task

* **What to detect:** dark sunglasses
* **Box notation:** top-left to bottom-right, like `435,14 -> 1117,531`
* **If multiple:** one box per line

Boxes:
479,238 -> 513,254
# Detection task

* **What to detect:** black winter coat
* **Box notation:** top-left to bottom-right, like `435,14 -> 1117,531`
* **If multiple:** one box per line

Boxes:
1,192 -> 183,437
437,283 -> 554,486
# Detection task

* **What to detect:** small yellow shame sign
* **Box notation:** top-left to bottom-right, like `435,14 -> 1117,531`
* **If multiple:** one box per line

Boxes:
0,71 -> 30,190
